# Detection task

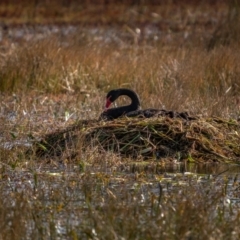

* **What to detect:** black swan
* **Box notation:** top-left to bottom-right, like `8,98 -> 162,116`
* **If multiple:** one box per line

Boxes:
99,88 -> 194,120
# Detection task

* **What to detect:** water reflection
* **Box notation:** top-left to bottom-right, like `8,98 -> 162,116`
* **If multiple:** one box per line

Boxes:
119,161 -> 240,175
1,140 -> 32,150
1,24 -> 163,46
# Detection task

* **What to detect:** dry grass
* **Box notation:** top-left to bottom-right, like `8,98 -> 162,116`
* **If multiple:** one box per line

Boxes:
0,1 -> 240,239
0,161 -> 240,239
1,36 -> 240,117
0,0 -> 228,24
32,117 -> 240,163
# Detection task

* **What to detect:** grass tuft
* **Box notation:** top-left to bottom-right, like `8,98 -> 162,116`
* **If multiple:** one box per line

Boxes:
32,117 -> 240,163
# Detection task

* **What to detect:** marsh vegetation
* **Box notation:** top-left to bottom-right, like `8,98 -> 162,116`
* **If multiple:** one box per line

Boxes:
0,0 -> 240,239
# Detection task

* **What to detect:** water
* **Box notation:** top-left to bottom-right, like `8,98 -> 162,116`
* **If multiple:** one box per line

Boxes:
0,24 -> 178,47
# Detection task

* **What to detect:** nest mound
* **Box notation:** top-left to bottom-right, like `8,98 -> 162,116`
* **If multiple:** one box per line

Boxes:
34,117 -> 240,163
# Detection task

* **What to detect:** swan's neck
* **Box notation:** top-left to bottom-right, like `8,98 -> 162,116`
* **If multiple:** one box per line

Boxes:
117,88 -> 140,111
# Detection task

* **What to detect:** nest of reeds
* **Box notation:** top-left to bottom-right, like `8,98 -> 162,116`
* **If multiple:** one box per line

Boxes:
32,116 -> 240,163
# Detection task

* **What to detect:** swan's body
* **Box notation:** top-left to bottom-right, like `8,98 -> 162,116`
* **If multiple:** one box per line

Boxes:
99,88 -> 194,121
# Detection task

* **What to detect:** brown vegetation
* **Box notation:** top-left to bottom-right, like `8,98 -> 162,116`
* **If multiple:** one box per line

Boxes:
0,0 -> 240,239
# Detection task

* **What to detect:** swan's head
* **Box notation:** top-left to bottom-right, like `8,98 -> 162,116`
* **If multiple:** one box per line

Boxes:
104,89 -> 120,110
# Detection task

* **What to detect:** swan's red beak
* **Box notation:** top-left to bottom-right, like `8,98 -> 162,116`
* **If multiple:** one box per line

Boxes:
104,97 -> 112,111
